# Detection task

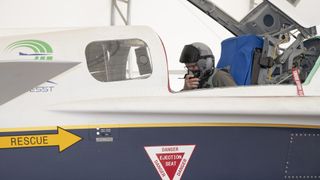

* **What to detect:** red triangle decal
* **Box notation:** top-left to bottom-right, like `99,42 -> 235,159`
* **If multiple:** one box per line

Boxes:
156,153 -> 185,180
145,145 -> 195,180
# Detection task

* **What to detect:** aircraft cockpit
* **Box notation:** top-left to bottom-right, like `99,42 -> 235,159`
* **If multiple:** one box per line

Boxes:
189,0 -> 320,86
83,0 -> 320,96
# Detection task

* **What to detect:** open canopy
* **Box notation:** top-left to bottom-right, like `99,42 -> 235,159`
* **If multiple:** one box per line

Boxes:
188,0 -> 317,37
205,0 -> 319,27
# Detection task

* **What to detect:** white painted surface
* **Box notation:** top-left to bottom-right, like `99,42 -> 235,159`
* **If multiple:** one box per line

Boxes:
0,0 -> 235,91
0,26 -> 319,131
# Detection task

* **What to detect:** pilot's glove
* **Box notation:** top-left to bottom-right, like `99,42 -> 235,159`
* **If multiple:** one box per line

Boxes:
183,75 -> 200,90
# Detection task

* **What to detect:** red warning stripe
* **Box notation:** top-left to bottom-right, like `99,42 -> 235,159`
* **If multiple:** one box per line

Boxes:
292,68 -> 304,96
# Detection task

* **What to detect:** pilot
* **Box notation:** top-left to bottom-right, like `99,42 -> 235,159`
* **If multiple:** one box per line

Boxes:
180,42 -> 236,90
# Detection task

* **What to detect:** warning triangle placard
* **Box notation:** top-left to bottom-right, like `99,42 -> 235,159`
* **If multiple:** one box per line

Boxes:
145,145 -> 195,180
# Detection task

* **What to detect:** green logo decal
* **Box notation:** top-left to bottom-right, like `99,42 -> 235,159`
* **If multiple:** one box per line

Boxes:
6,39 -> 53,60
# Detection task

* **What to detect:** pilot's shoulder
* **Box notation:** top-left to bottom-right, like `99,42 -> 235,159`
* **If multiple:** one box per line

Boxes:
213,69 -> 236,86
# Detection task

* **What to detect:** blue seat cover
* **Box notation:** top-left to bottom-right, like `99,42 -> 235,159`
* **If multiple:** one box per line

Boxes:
217,35 -> 263,85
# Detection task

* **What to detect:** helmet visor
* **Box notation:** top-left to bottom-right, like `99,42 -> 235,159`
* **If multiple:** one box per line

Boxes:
179,45 -> 200,63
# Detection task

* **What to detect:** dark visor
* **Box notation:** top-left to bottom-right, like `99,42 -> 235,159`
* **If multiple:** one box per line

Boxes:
179,45 -> 200,63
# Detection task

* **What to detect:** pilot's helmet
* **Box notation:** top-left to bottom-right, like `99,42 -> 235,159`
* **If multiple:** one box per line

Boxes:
179,42 -> 214,63
179,42 -> 215,77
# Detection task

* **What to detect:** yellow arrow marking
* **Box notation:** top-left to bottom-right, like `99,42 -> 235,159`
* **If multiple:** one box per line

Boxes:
0,127 -> 82,152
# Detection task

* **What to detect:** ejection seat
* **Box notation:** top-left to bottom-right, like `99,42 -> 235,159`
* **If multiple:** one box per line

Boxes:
217,35 -> 264,85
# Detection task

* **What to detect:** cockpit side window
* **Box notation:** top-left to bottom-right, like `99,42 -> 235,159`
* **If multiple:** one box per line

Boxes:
85,39 -> 152,82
